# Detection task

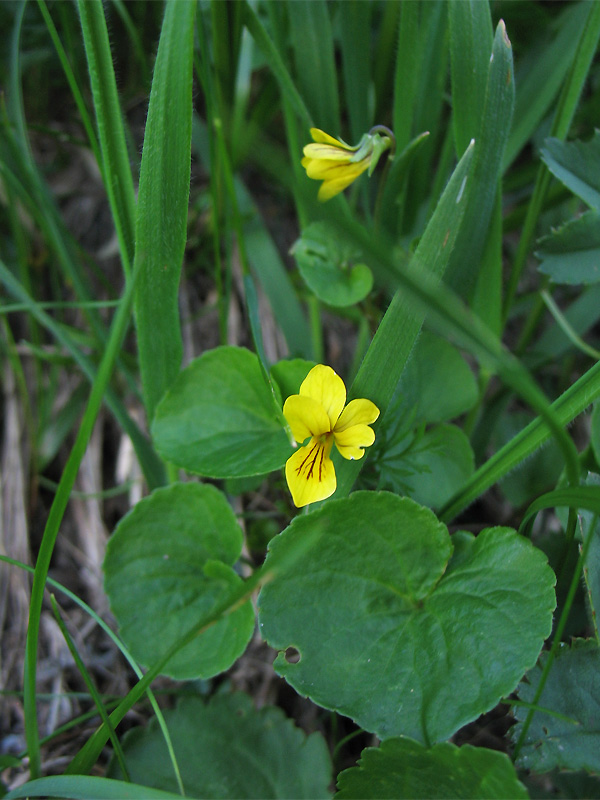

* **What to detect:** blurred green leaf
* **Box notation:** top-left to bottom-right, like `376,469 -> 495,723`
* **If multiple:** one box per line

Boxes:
288,0 -> 339,134
541,132 -> 600,209
3,775 -> 185,800
292,222 -> 373,307
104,483 -> 254,680
503,2 -> 589,169
395,331 -> 478,424
107,693 -> 331,799
335,738 -> 527,800
536,211 -> 600,285
259,492 -> 555,743
152,346 -> 291,478
513,640 -> 600,773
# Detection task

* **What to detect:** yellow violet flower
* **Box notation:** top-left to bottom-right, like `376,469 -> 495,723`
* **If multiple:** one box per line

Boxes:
283,364 -> 380,507
301,126 -> 393,202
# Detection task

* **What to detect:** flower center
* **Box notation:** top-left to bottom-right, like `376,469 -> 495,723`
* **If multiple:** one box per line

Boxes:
294,434 -> 333,483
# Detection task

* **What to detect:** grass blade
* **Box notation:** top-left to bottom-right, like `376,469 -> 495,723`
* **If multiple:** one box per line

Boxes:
133,0 -> 196,420
287,1 -> 339,133
77,0 -> 137,272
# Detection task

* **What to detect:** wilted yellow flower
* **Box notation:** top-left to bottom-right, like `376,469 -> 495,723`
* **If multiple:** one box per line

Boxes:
283,365 -> 379,507
301,127 -> 392,202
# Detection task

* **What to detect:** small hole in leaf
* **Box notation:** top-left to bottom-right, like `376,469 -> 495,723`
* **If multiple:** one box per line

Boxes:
284,646 -> 301,664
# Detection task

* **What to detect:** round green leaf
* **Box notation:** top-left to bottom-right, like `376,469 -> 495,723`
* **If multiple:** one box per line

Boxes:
108,693 -> 332,799
513,639 -> 600,774
292,222 -> 373,307
258,492 -> 555,742
152,346 -> 291,478
104,483 -> 254,680
335,738 -> 528,799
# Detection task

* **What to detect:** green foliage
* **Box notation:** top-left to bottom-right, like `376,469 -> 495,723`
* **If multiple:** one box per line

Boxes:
107,693 -> 332,799
513,640 -> 600,773
292,222 -> 373,307
104,483 -> 254,679
259,493 -> 555,743
152,347 -> 291,478
5,0 -> 600,796
133,0 -> 195,420
335,738 -> 527,799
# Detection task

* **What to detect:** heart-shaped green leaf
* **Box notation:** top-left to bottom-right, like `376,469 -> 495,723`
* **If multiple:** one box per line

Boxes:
335,737 -> 527,799
108,693 -> 332,798
292,222 -> 373,307
258,492 -> 555,742
152,346 -> 291,478
104,483 -> 254,679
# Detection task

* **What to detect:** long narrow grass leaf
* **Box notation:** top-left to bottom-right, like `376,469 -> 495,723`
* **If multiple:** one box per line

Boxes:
77,0 -> 136,272
4,776 -> 186,800
133,0 -> 195,420
288,1 -> 339,133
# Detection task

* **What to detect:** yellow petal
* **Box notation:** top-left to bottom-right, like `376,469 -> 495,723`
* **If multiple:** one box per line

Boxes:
315,160 -> 371,201
283,394 -> 331,443
299,365 -> 346,428
310,127 -> 354,149
334,423 -> 375,460
303,143 -> 353,161
304,158 -> 348,180
285,437 -> 336,507
335,398 -> 380,431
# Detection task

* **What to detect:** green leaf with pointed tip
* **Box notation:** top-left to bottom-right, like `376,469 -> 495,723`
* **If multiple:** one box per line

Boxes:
152,346 -> 291,478
536,210 -> 600,285
541,132 -> 600,210
107,693 -> 331,799
103,483 -> 254,680
292,222 -> 373,307
335,738 -> 527,799
513,639 -> 600,774
259,492 -> 555,743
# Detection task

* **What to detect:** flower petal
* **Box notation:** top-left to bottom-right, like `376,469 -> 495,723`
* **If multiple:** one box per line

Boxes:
283,394 -> 331,443
315,160 -> 372,201
285,437 -> 336,507
334,423 -> 375,460
335,398 -> 380,431
310,128 -> 354,150
299,365 -> 346,428
303,143 -> 353,161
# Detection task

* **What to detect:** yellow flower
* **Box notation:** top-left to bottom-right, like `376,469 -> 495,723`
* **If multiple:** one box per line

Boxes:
283,364 -> 379,507
301,127 -> 392,202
